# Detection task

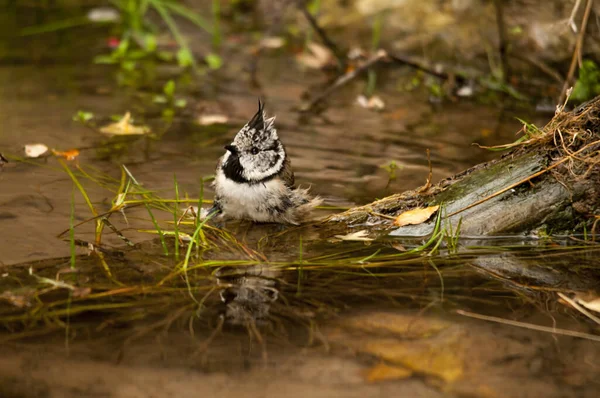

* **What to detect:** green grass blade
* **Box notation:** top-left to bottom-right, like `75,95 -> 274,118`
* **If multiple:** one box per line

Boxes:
173,174 -> 180,262
19,16 -> 92,36
163,1 -> 212,33
145,203 -> 169,256
149,0 -> 197,68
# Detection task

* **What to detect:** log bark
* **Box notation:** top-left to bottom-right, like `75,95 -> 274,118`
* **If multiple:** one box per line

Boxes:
327,97 -> 600,238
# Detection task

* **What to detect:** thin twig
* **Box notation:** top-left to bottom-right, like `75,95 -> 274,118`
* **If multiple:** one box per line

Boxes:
299,3 -> 345,70
510,54 -> 563,84
417,149 -> 433,194
102,216 -> 134,247
386,52 -> 451,80
369,211 -> 396,221
304,49 -> 388,110
568,0 -> 584,33
559,0 -> 594,104
456,309 -> 600,342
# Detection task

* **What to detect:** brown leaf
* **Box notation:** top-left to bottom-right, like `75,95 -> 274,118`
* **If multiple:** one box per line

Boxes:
393,205 -> 440,227
365,363 -> 412,383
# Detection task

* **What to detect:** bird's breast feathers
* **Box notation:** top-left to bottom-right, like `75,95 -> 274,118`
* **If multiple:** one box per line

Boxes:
214,168 -> 291,221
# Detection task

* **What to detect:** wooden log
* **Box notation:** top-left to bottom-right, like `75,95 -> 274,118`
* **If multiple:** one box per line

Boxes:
326,97 -> 600,238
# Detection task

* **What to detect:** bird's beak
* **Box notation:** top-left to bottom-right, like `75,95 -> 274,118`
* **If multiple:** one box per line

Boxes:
224,144 -> 238,155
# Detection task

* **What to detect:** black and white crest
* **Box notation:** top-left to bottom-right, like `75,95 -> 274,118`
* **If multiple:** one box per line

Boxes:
222,100 -> 285,183
234,100 -> 278,151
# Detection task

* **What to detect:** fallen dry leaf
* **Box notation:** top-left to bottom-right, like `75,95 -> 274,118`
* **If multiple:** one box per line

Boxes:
296,42 -> 334,69
24,143 -> 48,158
197,114 -> 229,126
574,294 -> 600,313
260,36 -> 285,49
100,112 -> 149,136
52,149 -> 80,161
365,363 -> 412,383
356,94 -> 385,111
333,230 -> 373,241
394,205 -> 440,227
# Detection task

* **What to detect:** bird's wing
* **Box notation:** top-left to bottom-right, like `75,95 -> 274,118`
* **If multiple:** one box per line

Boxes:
279,156 -> 295,187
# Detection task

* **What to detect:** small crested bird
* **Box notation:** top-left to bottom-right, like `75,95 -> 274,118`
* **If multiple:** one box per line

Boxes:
210,101 -> 321,225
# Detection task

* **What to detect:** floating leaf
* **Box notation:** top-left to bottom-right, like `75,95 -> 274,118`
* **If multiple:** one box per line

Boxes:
87,7 -> 120,23
296,42 -> 334,69
334,230 -> 373,241
24,143 -> 48,158
100,112 -> 149,136
356,94 -> 385,110
52,149 -> 80,161
393,205 -> 439,227
260,36 -> 286,49
197,114 -> 229,125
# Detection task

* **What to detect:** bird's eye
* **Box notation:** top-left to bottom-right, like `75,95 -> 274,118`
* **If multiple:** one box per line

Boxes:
250,147 -> 259,155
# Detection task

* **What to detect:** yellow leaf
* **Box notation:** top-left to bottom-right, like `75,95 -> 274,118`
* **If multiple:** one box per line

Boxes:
100,112 -> 149,136
365,363 -> 412,383
393,205 -> 439,227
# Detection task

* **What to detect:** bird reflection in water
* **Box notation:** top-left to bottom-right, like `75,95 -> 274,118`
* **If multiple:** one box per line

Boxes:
216,264 -> 280,326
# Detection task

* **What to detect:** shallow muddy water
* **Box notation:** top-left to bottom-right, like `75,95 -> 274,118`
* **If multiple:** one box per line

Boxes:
1,13 -> 600,398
